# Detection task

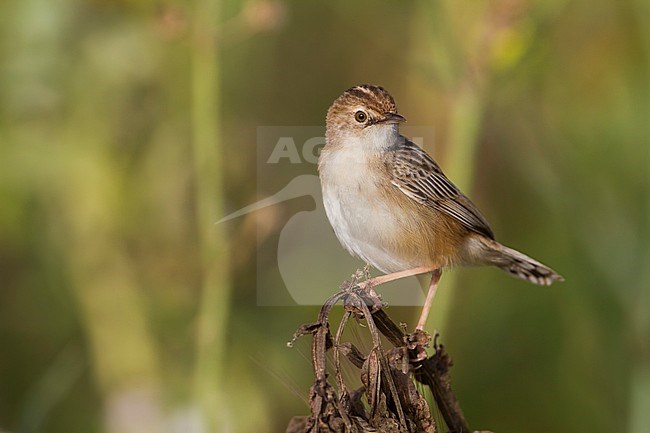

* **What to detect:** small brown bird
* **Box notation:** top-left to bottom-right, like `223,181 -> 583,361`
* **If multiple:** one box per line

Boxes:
318,84 -> 563,330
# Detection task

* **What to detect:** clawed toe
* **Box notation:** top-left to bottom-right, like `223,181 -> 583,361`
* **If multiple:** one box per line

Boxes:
340,266 -> 373,291
356,279 -> 375,291
362,263 -> 371,280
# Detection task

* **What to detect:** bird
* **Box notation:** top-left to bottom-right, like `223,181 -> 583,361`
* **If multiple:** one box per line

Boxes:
318,84 -> 563,330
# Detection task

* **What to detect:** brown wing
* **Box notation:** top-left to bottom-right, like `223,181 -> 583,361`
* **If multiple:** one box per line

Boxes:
389,138 -> 495,239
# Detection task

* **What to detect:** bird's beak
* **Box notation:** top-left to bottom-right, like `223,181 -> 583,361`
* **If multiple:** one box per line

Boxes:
377,112 -> 406,124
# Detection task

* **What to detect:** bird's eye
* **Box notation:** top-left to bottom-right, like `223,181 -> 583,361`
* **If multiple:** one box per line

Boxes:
354,111 -> 367,123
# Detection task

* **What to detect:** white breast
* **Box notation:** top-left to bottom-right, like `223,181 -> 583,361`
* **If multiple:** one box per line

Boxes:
319,142 -> 416,273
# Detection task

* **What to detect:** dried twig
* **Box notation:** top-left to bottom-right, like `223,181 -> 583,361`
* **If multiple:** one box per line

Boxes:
287,283 -> 492,433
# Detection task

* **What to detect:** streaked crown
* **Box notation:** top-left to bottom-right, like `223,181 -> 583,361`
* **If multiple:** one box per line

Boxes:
326,84 -> 398,126
326,84 -> 404,142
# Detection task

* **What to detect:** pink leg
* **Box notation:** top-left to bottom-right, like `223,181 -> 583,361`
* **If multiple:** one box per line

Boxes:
416,269 -> 442,331
357,266 -> 437,291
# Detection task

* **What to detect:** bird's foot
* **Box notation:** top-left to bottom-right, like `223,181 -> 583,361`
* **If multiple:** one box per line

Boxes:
362,263 -> 371,280
340,266 -> 372,290
339,268 -> 383,311
405,328 -> 432,362
355,280 -> 383,311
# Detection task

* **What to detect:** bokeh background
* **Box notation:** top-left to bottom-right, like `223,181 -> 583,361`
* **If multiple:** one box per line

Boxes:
1,0 -> 648,432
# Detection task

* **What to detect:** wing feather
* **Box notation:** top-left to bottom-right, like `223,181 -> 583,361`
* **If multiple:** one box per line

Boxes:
389,139 -> 494,239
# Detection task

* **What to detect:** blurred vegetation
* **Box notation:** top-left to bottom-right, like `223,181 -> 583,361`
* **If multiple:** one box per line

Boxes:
0,1 -> 648,432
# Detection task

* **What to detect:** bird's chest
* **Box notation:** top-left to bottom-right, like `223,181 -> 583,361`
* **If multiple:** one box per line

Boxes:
320,150 -> 411,272
323,170 -> 395,238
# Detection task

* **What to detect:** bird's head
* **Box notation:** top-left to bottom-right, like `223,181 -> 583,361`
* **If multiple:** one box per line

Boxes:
325,84 -> 406,150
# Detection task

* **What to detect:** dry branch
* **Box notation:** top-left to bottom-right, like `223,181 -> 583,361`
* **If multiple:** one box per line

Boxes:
286,283 -> 493,433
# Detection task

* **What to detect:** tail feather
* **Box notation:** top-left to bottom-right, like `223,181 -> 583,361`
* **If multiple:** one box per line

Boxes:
481,239 -> 564,286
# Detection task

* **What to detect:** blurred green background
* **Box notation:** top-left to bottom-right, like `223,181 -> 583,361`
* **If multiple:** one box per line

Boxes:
1,0 -> 648,432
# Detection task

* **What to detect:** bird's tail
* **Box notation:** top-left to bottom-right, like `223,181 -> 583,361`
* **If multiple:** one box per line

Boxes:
480,239 -> 564,286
